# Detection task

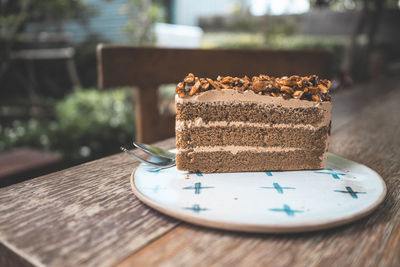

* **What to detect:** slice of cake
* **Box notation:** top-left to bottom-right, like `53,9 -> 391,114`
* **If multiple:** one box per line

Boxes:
175,73 -> 332,173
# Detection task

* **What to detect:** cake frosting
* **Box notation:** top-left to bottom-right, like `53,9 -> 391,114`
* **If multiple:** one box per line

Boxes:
176,89 -> 330,108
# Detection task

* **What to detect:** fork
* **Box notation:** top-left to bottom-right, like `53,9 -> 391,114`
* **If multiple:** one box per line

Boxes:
120,142 -> 176,169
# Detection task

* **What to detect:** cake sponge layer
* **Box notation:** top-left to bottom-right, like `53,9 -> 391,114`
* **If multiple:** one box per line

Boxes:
176,150 -> 326,173
176,102 -> 328,127
176,125 -> 330,150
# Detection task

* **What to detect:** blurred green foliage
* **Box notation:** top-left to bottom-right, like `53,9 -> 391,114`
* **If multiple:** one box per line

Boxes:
0,89 -> 135,164
202,32 -> 370,80
266,35 -> 369,80
122,0 -> 165,45
0,0 -> 91,29
202,32 -> 266,49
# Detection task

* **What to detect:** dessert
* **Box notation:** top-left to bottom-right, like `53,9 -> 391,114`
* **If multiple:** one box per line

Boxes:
175,73 -> 332,173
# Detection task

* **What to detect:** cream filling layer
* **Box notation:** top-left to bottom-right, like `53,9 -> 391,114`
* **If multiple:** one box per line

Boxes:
177,146 -> 305,155
176,118 -> 328,131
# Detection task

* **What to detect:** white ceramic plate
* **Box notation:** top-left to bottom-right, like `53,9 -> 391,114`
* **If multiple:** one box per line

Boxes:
131,152 -> 386,233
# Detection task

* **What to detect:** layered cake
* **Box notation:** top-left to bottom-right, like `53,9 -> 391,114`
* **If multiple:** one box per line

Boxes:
175,73 -> 332,173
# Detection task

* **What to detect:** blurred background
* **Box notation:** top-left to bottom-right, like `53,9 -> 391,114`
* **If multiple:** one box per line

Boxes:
1,0 -> 399,184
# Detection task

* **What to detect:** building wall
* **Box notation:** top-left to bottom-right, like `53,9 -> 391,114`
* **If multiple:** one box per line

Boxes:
65,0 -> 128,43
172,0 -> 246,26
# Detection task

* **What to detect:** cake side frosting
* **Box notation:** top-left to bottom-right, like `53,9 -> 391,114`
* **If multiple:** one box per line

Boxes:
176,88 -> 331,107
178,146 -> 303,154
176,119 -> 325,131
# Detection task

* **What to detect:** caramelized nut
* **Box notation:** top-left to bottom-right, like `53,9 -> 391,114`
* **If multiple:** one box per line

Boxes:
206,78 -> 220,89
189,80 -> 201,96
312,94 -> 321,102
308,86 -> 319,94
176,82 -> 184,92
184,73 -> 195,83
250,81 -> 268,91
293,90 -> 304,99
281,80 -> 296,86
221,76 -> 233,84
280,86 -> 294,94
318,84 -> 328,93
296,80 -> 303,88
201,82 -> 210,90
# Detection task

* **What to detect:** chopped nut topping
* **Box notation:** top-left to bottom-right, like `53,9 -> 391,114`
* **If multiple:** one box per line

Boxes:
176,73 -> 332,102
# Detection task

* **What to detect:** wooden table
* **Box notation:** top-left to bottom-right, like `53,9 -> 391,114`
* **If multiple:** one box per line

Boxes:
1,80 -> 399,267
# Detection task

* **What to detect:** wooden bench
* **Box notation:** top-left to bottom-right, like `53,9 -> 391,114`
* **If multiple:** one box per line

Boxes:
0,148 -> 60,188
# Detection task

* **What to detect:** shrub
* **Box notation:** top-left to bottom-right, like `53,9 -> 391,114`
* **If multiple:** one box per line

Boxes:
0,88 -> 135,165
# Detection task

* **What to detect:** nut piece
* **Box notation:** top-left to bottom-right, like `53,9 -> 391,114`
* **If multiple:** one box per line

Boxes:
189,80 -> 201,96
206,78 -> 220,89
308,86 -> 319,94
280,86 -> 294,94
184,73 -> 195,83
221,76 -> 233,84
318,84 -> 328,93
312,94 -> 321,102
250,81 -> 269,92
293,90 -> 304,99
201,81 -> 210,90
175,82 -> 184,93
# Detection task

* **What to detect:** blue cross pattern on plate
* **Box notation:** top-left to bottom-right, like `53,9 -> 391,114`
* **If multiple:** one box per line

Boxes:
183,204 -> 209,213
315,169 -> 346,179
269,204 -> 304,217
260,182 -> 296,194
143,185 -> 166,193
178,170 -> 366,217
334,186 -> 366,199
183,182 -> 215,194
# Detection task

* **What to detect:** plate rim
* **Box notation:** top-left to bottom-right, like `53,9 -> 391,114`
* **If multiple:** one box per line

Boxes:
130,154 -> 387,233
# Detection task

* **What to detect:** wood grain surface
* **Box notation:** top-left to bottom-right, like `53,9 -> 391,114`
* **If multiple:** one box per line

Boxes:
0,81 -> 399,267
0,139 -> 178,267
0,148 -> 61,188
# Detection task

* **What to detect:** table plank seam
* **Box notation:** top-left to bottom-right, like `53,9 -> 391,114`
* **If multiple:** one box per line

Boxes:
0,235 -> 44,267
